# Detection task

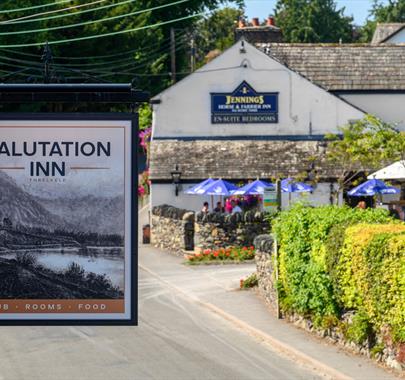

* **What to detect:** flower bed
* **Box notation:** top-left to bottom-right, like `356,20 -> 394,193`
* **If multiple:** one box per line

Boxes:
185,246 -> 255,263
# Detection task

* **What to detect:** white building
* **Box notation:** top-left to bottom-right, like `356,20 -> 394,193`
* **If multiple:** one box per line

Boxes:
372,23 -> 405,44
149,39 -> 405,212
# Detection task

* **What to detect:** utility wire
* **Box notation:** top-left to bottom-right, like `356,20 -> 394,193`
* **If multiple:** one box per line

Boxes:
54,38 -> 186,67
0,36 -> 188,69
64,41 -> 188,72
0,56 -> 243,83
0,0 -> 190,36
0,30 -> 189,60
0,40 -> 189,74
1,0 -> 137,25
0,12 -> 204,48
0,0 -> 107,25
0,0 -> 72,14
71,43 -> 189,75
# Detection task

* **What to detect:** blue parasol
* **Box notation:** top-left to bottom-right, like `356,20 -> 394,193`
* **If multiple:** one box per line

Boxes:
232,179 -> 274,195
281,178 -> 313,193
184,178 -> 215,195
348,179 -> 400,197
202,179 -> 239,196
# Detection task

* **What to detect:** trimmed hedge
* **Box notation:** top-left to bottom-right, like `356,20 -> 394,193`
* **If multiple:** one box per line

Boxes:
272,204 -> 405,344
337,224 -> 405,342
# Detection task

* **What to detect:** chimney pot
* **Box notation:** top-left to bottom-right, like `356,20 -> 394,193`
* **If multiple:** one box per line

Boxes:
238,18 -> 246,28
252,17 -> 260,27
267,17 -> 275,26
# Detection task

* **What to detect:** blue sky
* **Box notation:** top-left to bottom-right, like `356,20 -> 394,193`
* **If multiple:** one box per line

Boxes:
243,0 -> 389,25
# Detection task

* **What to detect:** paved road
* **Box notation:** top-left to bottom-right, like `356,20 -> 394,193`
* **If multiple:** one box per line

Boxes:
0,266 -> 321,380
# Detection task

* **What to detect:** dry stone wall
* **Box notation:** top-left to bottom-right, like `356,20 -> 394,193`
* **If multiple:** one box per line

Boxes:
151,205 -> 194,255
151,205 -> 271,254
253,235 -> 278,315
195,211 -> 270,250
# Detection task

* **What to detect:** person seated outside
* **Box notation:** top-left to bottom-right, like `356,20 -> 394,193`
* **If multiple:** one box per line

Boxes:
201,202 -> 209,213
214,201 -> 225,213
231,200 -> 242,214
225,198 -> 233,213
356,200 -> 367,209
388,204 -> 401,220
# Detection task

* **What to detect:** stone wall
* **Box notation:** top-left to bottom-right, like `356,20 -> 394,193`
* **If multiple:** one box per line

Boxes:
151,205 -> 272,254
151,205 -> 194,254
195,211 -> 270,250
253,234 -> 278,315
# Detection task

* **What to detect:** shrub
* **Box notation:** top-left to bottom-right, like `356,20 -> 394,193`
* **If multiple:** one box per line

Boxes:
15,252 -> 37,267
240,273 -> 258,289
336,225 -> 405,342
345,310 -> 373,345
272,204 -> 395,318
64,262 -> 86,282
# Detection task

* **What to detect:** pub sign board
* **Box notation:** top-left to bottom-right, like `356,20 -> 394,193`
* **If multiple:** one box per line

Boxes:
0,114 -> 137,325
211,81 -> 278,124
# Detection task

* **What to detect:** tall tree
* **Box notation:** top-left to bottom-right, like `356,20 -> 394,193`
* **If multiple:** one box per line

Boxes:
325,115 -> 405,196
194,7 -> 243,66
360,0 -> 405,42
0,0 -> 242,96
274,0 -> 354,43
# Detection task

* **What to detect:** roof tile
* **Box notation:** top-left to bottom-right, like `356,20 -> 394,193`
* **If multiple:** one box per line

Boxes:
256,43 -> 405,90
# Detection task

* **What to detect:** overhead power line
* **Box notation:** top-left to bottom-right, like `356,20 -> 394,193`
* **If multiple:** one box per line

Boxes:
0,30 -> 189,60
0,0 -> 72,14
0,0 -> 190,36
0,12 -> 204,48
1,0 -> 137,25
0,38 -> 189,73
53,37 -> 188,67
0,35 -> 188,69
0,0 -> 107,25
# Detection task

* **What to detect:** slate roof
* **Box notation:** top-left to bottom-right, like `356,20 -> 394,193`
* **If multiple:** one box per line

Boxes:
371,23 -> 405,44
256,43 -> 405,91
150,140 -> 348,181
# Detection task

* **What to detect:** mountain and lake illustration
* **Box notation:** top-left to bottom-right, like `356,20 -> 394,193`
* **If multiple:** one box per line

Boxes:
0,170 -> 125,300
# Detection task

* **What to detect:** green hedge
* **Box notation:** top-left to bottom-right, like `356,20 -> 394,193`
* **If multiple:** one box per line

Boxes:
337,224 -> 405,342
272,204 -> 404,343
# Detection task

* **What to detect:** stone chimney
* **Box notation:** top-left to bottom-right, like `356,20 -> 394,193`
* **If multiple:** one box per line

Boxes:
238,18 -> 246,28
235,16 -> 282,44
267,17 -> 275,26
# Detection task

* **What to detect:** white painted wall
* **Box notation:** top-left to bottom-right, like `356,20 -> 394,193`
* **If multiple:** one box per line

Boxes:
152,42 -> 364,138
386,29 -> 405,43
340,93 -> 405,130
151,183 -> 213,212
151,182 -> 343,212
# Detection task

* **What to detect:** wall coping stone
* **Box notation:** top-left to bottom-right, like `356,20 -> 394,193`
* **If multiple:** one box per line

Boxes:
254,234 -> 274,253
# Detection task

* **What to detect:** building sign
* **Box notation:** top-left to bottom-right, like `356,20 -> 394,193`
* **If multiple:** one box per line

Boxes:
0,115 -> 137,325
211,81 -> 278,124
263,187 -> 278,212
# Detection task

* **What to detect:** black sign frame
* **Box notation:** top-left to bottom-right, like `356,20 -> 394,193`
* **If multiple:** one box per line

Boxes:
0,113 -> 138,326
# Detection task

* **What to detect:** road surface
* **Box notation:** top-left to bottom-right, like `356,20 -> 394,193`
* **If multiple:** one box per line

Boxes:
0,265 -> 321,380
